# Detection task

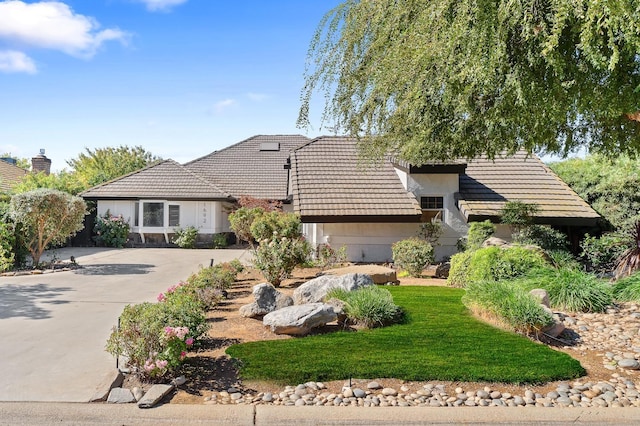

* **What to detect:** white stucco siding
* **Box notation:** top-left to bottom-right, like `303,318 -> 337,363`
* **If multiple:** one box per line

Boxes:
96,200 -> 230,235
309,222 -> 461,263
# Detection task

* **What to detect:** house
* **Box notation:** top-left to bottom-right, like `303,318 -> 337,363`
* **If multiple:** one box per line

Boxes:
0,150 -> 52,194
81,135 -> 599,260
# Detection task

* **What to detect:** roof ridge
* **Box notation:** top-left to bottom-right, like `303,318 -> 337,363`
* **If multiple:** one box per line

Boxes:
79,159 -> 168,195
177,161 -> 231,198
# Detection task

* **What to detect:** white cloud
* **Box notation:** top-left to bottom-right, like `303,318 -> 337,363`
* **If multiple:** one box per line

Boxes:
0,50 -> 36,73
135,0 -> 188,12
214,99 -> 236,113
247,92 -> 269,102
0,1 -> 129,58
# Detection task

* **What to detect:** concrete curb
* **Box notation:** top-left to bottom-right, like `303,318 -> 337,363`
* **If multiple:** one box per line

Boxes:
3,403 -> 640,425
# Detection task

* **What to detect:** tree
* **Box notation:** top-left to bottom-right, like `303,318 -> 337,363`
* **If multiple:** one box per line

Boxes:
9,189 -> 86,267
67,146 -> 160,188
11,170 -> 85,196
550,154 -> 640,230
298,1 -> 640,164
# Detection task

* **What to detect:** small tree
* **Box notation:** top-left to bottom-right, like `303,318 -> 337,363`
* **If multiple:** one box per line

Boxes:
9,189 -> 86,267
501,201 -> 540,237
392,238 -> 435,278
228,207 -> 264,246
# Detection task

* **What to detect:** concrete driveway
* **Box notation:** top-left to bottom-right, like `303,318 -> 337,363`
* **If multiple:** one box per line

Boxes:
0,247 -> 250,402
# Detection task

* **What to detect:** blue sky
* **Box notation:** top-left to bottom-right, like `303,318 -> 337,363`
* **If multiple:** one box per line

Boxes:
0,0 -> 342,171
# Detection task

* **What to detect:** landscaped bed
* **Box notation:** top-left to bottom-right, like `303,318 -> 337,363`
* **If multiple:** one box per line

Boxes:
226,286 -> 585,385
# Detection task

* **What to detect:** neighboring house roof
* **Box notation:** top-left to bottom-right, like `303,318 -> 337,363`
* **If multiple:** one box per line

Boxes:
184,135 -> 309,200
0,160 -> 27,193
289,136 -> 423,222
458,151 -> 600,226
81,160 -> 230,200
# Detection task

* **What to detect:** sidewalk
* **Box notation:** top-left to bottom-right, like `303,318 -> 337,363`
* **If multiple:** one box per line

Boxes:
2,403 -> 640,425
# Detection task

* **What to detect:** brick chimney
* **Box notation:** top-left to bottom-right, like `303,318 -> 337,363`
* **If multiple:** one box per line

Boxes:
31,149 -> 51,175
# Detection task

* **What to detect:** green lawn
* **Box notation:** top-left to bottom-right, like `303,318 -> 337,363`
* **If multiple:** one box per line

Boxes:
226,286 -> 585,385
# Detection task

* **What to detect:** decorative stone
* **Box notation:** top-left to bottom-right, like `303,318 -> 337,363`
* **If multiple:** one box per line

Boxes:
367,382 -> 382,390
138,384 -> 175,408
618,359 -> 640,370
239,283 -> 294,318
90,370 -> 124,402
530,289 -> 550,308
481,237 -> 509,247
171,376 -> 187,386
132,387 -> 144,402
263,303 -> 337,335
293,273 -> 374,305
107,387 -> 135,404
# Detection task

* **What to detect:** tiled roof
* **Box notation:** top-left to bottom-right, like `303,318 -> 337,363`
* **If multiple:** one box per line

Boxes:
458,151 -> 600,225
184,135 -> 309,200
81,160 -> 230,200
0,160 -> 27,193
290,136 -> 422,220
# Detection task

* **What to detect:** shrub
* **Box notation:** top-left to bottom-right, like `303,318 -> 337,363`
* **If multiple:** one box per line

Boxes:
0,203 -> 16,272
615,221 -> 640,279
613,273 -> 640,302
315,243 -> 348,270
185,261 -> 242,292
546,249 -> 581,270
391,238 -> 434,277
212,233 -> 228,249
229,207 -> 264,245
252,237 -> 312,286
581,232 -> 628,274
447,250 -> 474,287
250,211 -> 302,241
467,220 -> 496,250
105,290 -> 207,378
500,201 -> 539,232
514,225 -> 569,251
515,268 -> 613,313
172,226 -> 198,249
94,210 -> 130,248
326,286 -> 404,328
462,280 -> 554,334
417,218 -> 443,246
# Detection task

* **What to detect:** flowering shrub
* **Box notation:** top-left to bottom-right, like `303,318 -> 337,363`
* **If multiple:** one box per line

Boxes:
253,237 -> 312,286
315,243 -> 348,270
94,210 -> 130,248
106,289 -> 207,379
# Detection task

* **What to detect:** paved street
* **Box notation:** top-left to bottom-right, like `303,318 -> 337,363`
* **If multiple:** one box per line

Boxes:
0,247 -> 250,402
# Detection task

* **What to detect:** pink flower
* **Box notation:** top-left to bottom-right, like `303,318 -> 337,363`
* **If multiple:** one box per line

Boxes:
157,293 -> 166,302
185,337 -> 194,346
156,359 -> 168,369
180,351 -> 186,360
164,326 -> 174,336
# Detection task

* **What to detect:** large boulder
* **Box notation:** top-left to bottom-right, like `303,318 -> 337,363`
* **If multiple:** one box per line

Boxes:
263,303 -> 337,335
293,273 -> 374,304
325,265 -> 398,284
239,283 -> 293,318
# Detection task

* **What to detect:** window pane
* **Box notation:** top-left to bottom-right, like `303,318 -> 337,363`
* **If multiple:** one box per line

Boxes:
134,202 -> 139,227
168,205 -> 180,227
143,202 -> 164,227
421,196 -> 443,209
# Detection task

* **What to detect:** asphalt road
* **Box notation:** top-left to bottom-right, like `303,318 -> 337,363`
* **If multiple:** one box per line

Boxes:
0,247 -> 250,402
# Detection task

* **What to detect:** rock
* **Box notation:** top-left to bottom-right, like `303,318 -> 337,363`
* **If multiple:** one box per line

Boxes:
293,273 -> 374,305
353,388 -> 366,398
138,384 -> 175,409
263,303 -> 337,335
107,387 -> 135,404
618,359 -> 640,370
132,387 -> 144,402
481,237 -> 509,248
325,265 -> 398,285
530,289 -> 550,308
90,370 -> 124,402
434,262 -> 450,279
367,381 -> 382,390
239,283 -> 294,318
171,376 -> 187,386
542,320 -> 566,338
381,388 -> 397,396
325,298 -> 348,324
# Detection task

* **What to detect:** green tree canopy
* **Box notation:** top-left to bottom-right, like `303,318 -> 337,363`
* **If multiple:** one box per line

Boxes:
9,188 -> 87,266
299,0 -> 640,164
11,170 -> 85,196
1,153 -> 29,170
67,146 -> 160,188
549,154 -> 640,230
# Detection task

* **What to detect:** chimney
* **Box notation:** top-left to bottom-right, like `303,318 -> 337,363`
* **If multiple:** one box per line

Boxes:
31,149 -> 51,175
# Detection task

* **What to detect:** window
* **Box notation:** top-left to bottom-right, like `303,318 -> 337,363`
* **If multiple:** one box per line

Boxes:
143,202 -> 164,227
168,205 -> 180,227
134,202 -> 139,227
420,196 -> 444,222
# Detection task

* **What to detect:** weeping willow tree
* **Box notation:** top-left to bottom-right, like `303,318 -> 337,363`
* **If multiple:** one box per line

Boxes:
298,0 -> 640,164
